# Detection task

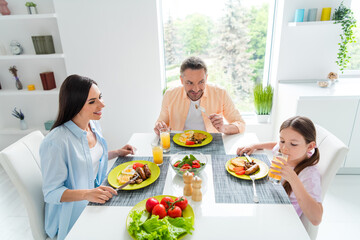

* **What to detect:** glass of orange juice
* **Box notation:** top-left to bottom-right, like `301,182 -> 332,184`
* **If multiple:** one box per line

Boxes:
268,152 -> 288,184
160,128 -> 170,153
151,142 -> 163,166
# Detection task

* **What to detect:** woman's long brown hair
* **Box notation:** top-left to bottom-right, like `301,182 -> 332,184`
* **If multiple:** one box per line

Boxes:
280,116 -> 320,195
51,75 -> 97,130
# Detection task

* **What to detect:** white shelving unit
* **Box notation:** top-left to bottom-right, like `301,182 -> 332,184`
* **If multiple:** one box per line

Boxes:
288,20 -> 336,27
0,0 -> 66,151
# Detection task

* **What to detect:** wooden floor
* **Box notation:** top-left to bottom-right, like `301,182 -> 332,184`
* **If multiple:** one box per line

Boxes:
0,163 -> 359,239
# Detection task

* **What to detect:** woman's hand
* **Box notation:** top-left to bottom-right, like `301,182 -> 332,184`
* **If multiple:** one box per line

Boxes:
118,144 -> 136,157
84,186 -> 118,204
236,145 -> 257,156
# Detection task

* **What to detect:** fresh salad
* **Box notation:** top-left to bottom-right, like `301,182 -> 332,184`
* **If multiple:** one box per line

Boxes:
127,196 -> 194,240
172,154 -> 206,175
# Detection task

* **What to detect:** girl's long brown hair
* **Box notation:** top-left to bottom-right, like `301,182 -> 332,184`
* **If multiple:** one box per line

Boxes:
281,116 -> 320,195
51,75 -> 97,130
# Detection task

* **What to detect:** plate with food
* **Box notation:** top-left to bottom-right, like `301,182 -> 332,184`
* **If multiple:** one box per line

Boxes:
107,160 -> 160,190
173,130 -> 213,147
126,195 -> 194,240
225,156 -> 269,180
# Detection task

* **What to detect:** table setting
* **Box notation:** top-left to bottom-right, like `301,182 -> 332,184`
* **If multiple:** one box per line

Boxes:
66,131 -> 309,240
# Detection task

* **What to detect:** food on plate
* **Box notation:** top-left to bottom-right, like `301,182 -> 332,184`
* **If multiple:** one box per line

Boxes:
172,154 -> 205,175
245,163 -> 260,175
230,157 -> 245,167
160,196 -> 175,210
174,196 -> 188,210
228,157 -> 259,175
178,130 -> 208,145
128,196 -> 194,240
152,204 -> 167,219
192,132 -> 207,144
117,163 -> 152,185
146,197 -> 159,213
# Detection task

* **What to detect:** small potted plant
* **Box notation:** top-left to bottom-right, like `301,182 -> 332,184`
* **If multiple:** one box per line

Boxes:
12,107 -> 28,130
253,84 -> 274,123
25,2 -> 38,14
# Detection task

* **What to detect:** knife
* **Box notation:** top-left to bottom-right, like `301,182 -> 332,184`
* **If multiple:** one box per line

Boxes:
116,174 -> 139,191
243,152 -> 252,163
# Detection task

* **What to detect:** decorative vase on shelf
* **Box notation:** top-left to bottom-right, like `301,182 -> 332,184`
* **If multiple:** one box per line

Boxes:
20,119 -> 28,130
15,77 -> 23,90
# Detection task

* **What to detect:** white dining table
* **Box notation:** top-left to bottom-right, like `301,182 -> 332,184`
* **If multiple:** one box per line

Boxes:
66,132 -> 309,240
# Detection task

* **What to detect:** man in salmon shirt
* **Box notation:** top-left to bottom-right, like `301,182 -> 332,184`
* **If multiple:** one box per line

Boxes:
154,56 -> 245,135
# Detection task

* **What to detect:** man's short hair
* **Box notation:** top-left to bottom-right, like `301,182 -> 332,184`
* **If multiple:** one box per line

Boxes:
180,56 -> 207,76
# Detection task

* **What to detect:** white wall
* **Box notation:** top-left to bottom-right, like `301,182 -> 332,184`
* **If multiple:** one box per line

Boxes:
53,0 -> 164,150
271,0 -> 352,139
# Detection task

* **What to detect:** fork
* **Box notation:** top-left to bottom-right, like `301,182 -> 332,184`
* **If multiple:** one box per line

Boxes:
250,174 -> 259,203
195,104 -> 209,117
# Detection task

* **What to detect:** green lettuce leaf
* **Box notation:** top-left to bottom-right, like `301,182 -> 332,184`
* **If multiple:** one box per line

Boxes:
128,210 -> 194,240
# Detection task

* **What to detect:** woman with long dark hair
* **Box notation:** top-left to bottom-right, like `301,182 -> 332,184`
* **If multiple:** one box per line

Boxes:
40,75 -> 135,240
237,116 -> 323,226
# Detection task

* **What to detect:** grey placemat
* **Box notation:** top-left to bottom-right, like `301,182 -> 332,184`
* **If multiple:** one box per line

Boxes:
169,133 -> 225,155
212,154 -> 291,204
89,156 -> 169,206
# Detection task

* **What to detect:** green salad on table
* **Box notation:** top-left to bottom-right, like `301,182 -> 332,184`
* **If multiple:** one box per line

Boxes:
128,210 -> 194,240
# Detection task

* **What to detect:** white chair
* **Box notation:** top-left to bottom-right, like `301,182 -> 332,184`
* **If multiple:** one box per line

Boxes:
300,125 -> 349,240
0,131 -> 52,240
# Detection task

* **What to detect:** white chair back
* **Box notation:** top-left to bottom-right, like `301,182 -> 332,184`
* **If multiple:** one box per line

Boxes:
0,131 -> 47,240
301,125 -> 348,240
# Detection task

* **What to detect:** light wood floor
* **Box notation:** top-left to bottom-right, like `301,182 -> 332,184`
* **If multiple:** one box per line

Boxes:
0,164 -> 359,239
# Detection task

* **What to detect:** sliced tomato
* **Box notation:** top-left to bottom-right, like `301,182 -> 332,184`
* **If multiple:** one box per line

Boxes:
185,140 -> 195,145
233,166 -> 244,172
174,161 -> 180,167
180,165 -> 192,170
192,163 -> 201,168
235,170 -> 246,175
132,163 -> 144,170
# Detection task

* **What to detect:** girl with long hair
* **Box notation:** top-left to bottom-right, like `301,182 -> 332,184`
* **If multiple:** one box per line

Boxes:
237,116 -> 323,226
40,75 -> 135,240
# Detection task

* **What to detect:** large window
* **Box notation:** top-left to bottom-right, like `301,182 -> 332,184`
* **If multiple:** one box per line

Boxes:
161,0 -> 274,113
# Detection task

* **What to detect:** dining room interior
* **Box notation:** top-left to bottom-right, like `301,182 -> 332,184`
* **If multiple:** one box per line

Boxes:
0,0 -> 360,239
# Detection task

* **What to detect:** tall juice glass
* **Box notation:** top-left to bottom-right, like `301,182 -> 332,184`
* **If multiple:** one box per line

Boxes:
160,128 -> 170,153
151,142 -> 163,166
268,152 -> 288,184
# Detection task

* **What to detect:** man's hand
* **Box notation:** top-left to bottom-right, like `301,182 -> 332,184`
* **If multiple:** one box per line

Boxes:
209,114 -> 225,133
154,121 -> 168,136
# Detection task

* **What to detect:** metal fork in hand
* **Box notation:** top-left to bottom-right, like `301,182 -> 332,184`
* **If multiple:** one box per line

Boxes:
195,104 -> 209,117
250,174 -> 259,203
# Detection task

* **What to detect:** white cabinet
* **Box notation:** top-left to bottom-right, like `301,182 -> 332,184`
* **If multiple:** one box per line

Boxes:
0,0 -> 66,150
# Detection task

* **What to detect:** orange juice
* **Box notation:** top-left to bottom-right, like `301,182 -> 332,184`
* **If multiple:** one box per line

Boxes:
268,153 -> 288,184
160,132 -> 170,151
152,146 -> 163,165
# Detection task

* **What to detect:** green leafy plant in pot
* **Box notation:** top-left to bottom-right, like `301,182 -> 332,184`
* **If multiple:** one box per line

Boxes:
253,84 -> 274,123
333,1 -> 357,74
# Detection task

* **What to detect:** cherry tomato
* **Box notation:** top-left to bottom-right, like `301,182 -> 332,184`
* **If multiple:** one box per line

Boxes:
168,206 -> 182,218
133,163 -> 144,170
174,196 -> 188,210
152,204 -> 167,219
160,197 -> 174,209
174,161 -> 180,167
186,140 -> 195,145
145,197 -> 159,213
235,170 -> 246,175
